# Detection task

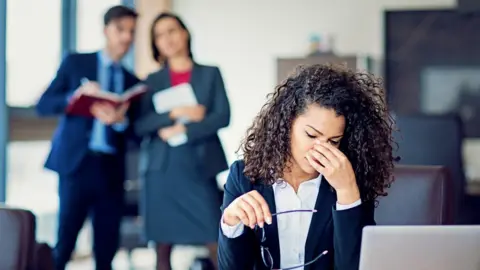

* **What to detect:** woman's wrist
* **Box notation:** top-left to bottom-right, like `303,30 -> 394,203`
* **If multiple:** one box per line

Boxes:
336,184 -> 361,205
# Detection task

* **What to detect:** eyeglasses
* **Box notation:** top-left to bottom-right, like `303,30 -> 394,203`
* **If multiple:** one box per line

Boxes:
257,209 -> 328,270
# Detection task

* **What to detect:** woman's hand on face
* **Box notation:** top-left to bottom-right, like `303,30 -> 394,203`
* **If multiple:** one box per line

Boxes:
305,141 -> 360,204
223,190 -> 272,229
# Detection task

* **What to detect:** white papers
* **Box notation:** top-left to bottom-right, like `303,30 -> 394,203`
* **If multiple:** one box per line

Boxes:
152,83 -> 198,114
152,83 -> 197,147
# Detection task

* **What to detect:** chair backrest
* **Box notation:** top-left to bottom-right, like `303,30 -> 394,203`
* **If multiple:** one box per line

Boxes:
375,165 -> 454,225
0,206 -> 36,270
393,113 -> 465,222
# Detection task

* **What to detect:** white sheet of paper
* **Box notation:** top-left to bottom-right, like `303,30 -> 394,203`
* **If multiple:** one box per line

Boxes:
152,83 -> 198,114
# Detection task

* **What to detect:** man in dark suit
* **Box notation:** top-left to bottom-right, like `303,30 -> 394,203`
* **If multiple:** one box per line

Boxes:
36,6 -> 140,270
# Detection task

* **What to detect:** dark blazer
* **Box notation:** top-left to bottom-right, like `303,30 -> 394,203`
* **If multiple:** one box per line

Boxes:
36,52 -> 140,176
134,63 -> 230,178
218,160 -> 376,270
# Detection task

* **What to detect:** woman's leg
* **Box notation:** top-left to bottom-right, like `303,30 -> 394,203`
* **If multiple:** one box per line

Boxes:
206,242 -> 219,270
156,243 -> 173,270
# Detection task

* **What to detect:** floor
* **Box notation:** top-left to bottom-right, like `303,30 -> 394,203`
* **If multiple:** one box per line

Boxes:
68,246 -> 208,270
36,211 -> 209,270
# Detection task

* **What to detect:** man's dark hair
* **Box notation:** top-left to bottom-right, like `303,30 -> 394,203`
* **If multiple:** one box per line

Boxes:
104,5 -> 138,26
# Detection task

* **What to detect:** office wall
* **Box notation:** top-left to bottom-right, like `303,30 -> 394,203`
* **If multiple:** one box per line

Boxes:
171,0 -> 457,178
135,0 -> 171,78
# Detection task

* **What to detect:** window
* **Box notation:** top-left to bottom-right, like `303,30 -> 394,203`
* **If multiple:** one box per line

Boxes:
7,141 -> 58,244
6,0 -> 62,107
77,0 -> 122,52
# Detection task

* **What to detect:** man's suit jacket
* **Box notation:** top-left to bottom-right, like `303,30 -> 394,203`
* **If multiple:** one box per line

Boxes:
134,63 -> 230,179
218,160 -> 376,270
36,52 -> 140,176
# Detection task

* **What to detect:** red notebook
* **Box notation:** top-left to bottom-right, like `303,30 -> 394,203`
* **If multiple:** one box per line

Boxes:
66,83 -> 148,118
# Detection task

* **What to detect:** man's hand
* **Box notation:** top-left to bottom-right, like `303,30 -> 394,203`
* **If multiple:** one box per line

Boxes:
90,102 -> 129,125
73,81 -> 101,99
170,105 -> 206,122
158,123 -> 186,141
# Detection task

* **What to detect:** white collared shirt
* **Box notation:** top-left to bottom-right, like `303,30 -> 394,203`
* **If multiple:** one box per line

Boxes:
221,175 -> 361,269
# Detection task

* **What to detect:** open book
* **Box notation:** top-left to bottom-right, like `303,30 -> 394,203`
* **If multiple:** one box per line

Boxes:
66,83 -> 148,117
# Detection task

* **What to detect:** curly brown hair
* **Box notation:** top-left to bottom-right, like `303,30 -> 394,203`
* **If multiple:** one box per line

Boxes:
239,64 -> 397,203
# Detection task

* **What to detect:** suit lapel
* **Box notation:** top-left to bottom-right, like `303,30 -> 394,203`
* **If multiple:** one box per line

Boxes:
153,63 -> 200,96
154,67 -> 172,91
254,179 -> 335,269
304,179 -> 336,263
189,63 -> 203,103
85,53 -> 98,82
84,53 -> 98,129
256,184 -> 281,268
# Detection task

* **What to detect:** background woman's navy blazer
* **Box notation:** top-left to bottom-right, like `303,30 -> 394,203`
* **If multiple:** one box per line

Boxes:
218,160 -> 376,270
135,63 -> 230,244
134,63 -> 229,178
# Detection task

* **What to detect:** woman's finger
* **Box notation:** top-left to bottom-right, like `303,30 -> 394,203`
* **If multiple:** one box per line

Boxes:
242,193 -> 265,227
237,197 -> 257,228
233,206 -> 250,227
313,143 -> 340,168
319,141 -> 346,160
306,152 -> 326,174
309,148 -> 332,168
249,191 -> 272,225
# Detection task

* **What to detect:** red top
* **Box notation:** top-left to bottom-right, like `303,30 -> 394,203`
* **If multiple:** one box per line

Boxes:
170,69 -> 192,86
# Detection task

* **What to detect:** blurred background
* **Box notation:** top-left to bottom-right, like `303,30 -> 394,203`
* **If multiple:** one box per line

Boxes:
1,0 -> 480,269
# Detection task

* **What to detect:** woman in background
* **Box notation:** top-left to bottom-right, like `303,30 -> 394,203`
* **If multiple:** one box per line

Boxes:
134,12 -> 230,270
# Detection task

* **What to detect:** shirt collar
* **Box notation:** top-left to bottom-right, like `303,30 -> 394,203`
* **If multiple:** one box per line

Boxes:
98,50 -> 120,68
273,174 -> 322,190
310,174 -> 322,189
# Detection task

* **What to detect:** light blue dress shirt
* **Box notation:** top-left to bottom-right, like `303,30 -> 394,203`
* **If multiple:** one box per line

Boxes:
88,51 -> 128,154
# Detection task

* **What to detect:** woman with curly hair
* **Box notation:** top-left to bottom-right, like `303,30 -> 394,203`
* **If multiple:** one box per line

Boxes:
217,64 -> 396,270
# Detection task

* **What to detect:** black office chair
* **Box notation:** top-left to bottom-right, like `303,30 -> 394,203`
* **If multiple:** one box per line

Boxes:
393,112 -> 480,224
376,165 -> 454,225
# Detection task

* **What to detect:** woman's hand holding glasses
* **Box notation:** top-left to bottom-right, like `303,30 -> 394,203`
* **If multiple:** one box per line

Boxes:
223,190 -> 273,229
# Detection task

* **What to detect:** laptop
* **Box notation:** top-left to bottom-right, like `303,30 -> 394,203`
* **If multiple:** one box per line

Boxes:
359,226 -> 480,270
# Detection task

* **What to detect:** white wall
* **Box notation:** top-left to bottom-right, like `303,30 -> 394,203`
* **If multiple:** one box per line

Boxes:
173,0 -> 459,180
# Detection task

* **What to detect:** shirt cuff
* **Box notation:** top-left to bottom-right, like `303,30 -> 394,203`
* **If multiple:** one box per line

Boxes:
112,118 -> 129,132
176,117 -> 190,124
66,91 -> 76,104
167,132 -> 188,147
336,199 -> 362,211
220,214 -> 244,238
